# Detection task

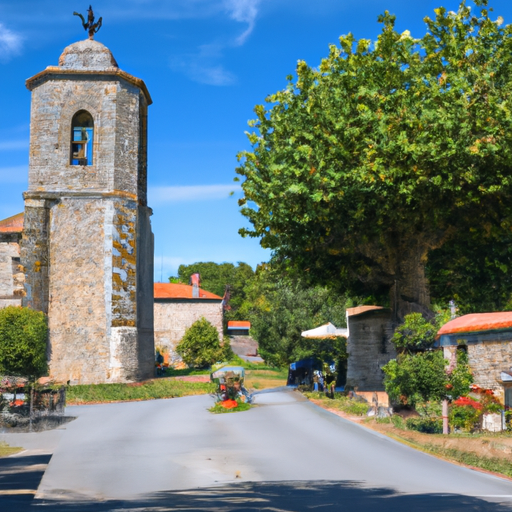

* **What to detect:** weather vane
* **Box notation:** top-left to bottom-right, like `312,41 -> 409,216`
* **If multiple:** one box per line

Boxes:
74,5 -> 102,40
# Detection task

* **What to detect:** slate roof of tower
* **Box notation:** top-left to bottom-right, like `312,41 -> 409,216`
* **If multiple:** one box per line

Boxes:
154,283 -> 222,300
0,212 -> 24,233
26,39 -> 152,104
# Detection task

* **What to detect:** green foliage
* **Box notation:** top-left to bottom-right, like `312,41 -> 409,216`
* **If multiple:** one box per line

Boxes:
449,405 -> 482,432
173,261 -> 254,322
405,417 -> 443,434
447,350 -> 473,400
176,317 -> 224,368
208,400 -> 252,414
237,2 -> 512,316
0,306 -> 47,378
383,351 -> 448,407
241,266 -> 347,367
391,313 -> 438,353
391,414 -> 405,429
428,231 -> 512,313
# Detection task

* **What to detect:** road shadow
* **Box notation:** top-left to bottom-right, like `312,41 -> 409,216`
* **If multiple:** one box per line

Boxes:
3,480 -> 512,511
0,453 -> 51,511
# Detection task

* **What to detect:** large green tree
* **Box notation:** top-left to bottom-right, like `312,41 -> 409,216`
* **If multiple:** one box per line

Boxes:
237,1 -> 512,320
171,261 -> 255,321
241,266 -> 348,367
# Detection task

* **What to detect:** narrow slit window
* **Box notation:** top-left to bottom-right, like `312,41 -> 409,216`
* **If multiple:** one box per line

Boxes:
71,111 -> 94,165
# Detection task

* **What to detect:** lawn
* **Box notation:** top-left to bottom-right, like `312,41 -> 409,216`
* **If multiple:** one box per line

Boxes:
0,441 -> 22,457
66,357 -> 288,405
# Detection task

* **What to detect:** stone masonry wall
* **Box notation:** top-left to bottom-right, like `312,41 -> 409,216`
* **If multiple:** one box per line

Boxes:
154,300 -> 223,365
346,309 -> 396,391
21,199 -> 51,314
467,341 -> 512,403
46,198 -> 110,384
24,40 -> 154,384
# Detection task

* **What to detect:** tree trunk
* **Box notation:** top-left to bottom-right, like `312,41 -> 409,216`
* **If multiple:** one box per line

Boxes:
390,240 -> 432,323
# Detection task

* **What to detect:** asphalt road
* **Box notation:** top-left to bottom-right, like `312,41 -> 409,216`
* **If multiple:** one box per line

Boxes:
2,388 -> 512,511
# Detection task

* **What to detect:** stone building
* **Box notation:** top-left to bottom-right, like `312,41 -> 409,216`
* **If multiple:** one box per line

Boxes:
345,306 -> 396,391
0,213 -> 24,309
436,312 -> 512,406
16,38 -> 154,384
154,283 -> 223,365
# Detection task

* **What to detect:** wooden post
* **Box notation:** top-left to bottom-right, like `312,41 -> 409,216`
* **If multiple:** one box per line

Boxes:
442,399 -> 449,435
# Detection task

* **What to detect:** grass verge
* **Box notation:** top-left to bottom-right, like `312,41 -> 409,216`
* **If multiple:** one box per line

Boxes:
378,429 -> 512,479
67,379 -> 215,405
304,391 -> 369,416
0,441 -> 23,457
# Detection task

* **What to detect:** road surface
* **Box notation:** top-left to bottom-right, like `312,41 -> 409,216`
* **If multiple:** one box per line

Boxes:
1,388 -> 512,511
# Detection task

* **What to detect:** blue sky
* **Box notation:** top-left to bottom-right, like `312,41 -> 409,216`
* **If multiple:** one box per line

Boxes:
1,0 -> 512,281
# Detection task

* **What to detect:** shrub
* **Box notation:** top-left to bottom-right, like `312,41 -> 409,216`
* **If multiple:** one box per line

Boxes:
405,417 -> 443,434
449,404 -> 482,432
391,415 -> 405,429
176,317 -> 223,368
0,306 -> 47,378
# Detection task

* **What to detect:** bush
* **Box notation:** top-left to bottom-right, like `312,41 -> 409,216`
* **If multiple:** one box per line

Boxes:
0,306 -> 47,378
405,417 -> 443,434
449,404 -> 481,431
391,415 -> 405,429
176,317 -> 223,368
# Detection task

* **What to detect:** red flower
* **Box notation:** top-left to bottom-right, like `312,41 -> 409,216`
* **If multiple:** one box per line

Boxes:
220,399 -> 238,409
453,397 -> 482,409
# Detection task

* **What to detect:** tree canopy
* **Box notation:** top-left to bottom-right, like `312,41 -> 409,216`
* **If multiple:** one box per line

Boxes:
171,261 -> 254,322
239,266 -> 348,367
237,1 -> 512,320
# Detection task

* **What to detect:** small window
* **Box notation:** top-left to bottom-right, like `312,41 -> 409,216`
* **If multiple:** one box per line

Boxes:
505,387 -> 512,409
70,110 -> 94,165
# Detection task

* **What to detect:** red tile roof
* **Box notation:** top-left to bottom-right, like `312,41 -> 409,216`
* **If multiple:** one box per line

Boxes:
227,321 -> 250,329
154,282 -> 222,300
0,212 -> 24,234
437,312 -> 512,338
346,305 -> 384,317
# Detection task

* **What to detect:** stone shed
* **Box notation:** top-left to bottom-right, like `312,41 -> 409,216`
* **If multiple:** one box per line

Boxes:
154,283 -> 223,365
0,213 -> 25,309
345,306 -> 396,391
436,312 -> 512,406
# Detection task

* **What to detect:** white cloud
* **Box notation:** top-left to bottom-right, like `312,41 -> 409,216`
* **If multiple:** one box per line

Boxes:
224,0 -> 261,45
0,165 -> 28,184
170,43 -> 237,86
0,140 -> 28,151
0,23 -> 22,63
149,184 -> 241,204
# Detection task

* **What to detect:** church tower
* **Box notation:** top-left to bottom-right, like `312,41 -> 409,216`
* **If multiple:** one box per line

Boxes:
22,35 -> 154,384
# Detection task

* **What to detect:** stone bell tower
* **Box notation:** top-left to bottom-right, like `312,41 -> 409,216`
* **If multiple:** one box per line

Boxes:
22,36 -> 154,384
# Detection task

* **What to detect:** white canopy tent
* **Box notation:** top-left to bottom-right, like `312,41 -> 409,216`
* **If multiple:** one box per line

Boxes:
301,322 -> 348,339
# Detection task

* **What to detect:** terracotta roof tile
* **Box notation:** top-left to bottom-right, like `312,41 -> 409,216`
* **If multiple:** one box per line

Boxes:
154,282 -> 222,300
227,321 -> 250,329
346,305 -> 384,317
437,312 -> 512,338
0,212 -> 24,233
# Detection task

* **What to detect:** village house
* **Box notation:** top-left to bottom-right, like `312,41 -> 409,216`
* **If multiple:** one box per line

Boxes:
0,213 -> 24,309
436,312 -> 512,407
154,282 -> 223,365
